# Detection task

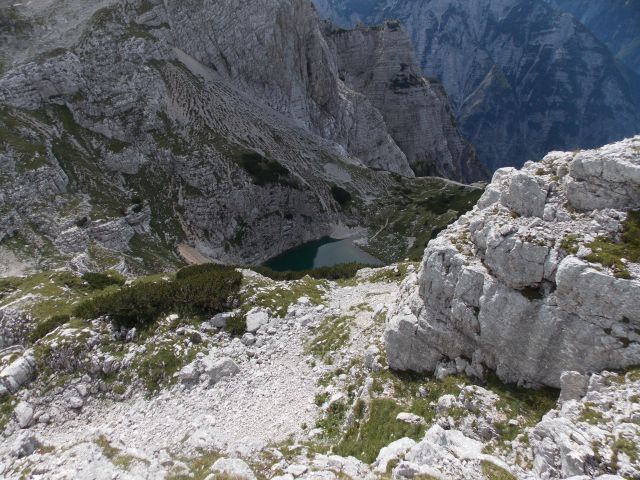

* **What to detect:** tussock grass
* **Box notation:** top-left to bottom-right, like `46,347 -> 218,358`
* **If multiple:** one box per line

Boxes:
481,460 -> 517,480
586,210 -> 640,279
305,315 -> 354,361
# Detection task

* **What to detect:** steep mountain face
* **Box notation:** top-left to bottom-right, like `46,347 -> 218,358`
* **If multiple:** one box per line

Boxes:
386,136 -> 640,388
546,0 -> 640,74
325,21 -> 485,181
315,0 -> 640,171
0,0 -> 482,275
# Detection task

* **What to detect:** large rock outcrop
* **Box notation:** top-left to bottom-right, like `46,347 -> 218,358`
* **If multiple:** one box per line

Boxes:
325,21 -> 485,182
385,136 -> 640,388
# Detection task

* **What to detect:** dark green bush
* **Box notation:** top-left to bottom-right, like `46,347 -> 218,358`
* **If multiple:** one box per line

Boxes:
331,185 -> 352,206
28,315 -> 70,343
82,271 -> 126,290
171,271 -> 241,314
73,269 -> 242,329
225,313 -> 247,337
253,262 -> 366,281
175,263 -> 235,280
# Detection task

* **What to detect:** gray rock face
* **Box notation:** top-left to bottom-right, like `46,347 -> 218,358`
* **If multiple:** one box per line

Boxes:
385,136 -> 640,388
14,401 -> 34,429
530,370 -> 640,479
9,433 -> 40,459
245,309 -> 270,334
326,22 -> 485,182
0,0 -> 482,270
315,0 -> 640,172
566,140 -> 640,211
0,350 -> 36,394
558,371 -> 588,403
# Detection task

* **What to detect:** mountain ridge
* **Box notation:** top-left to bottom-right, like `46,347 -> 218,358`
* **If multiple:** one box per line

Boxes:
314,0 -> 640,171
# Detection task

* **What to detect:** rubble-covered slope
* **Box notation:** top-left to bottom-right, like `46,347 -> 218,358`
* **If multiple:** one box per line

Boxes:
386,136 -> 640,388
0,262 -> 638,479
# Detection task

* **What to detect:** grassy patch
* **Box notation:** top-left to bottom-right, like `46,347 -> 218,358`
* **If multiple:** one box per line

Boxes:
0,270 -> 124,323
316,371 -> 466,463
486,373 -> 558,441
245,276 -> 326,317
305,315 -> 353,362
585,210 -> 640,279
335,398 -> 425,463
95,436 -> 139,470
612,437 -> 638,465
224,313 -> 247,337
82,271 -> 125,290
560,234 -> 580,255
481,460 -> 517,480
27,314 -> 70,344
579,403 -> 605,425
134,344 -> 188,394
0,395 -> 16,431
168,450 -> 221,480
368,263 -> 415,283
316,400 -> 350,440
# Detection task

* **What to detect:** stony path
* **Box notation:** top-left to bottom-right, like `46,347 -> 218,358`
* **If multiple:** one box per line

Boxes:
17,275 -> 401,469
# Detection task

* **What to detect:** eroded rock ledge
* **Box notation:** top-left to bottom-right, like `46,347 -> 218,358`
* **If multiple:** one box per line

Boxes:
386,136 -> 640,388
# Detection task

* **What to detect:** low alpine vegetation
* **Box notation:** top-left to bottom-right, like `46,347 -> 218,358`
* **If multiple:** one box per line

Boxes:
585,210 -> 640,279
73,266 -> 242,328
252,262 -> 366,281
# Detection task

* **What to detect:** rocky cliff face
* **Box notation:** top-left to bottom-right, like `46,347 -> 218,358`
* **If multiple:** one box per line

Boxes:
0,0 -> 482,275
386,136 -> 640,388
315,0 -> 640,172
546,0 -> 640,74
325,21 -> 485,182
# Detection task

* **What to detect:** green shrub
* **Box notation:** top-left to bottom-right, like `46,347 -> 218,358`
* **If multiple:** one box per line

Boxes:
253,262 -> 365,281
137,346 -> 182,394
481,461 -> 517,480
172,272 -> 241,314
28,314 -> 70,343
73,269 -> 242,329
0,395 -> 16,431
224,314 -> 247,337
176,263 -> 235,280
82,271 -> 126,290
585,210 -> 640,279
335,398 -> 425,463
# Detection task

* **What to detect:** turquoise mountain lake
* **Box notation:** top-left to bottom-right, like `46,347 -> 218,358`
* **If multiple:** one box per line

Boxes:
264,237 -> 383,271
